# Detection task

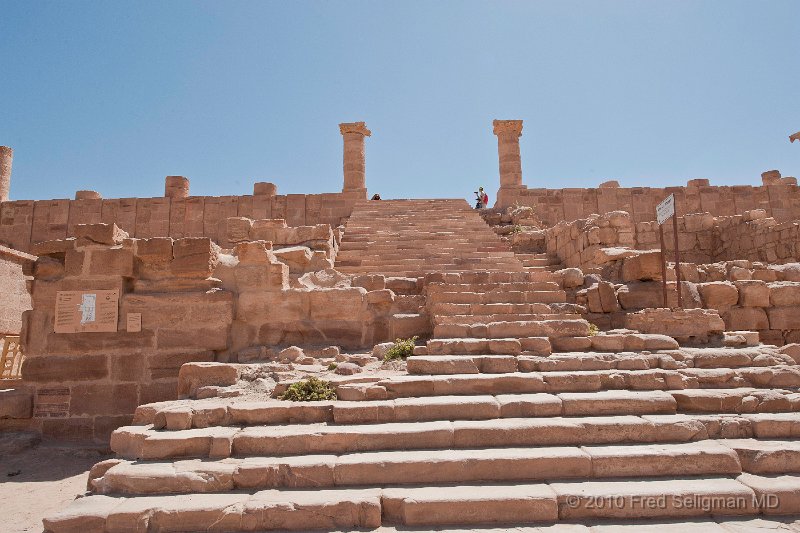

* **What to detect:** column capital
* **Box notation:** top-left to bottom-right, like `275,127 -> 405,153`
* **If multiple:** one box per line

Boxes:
493,119 -> 523,137
339,122 -> 371,137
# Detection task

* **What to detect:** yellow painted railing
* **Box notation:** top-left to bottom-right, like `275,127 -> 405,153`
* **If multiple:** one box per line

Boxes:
0,335 -> 24,379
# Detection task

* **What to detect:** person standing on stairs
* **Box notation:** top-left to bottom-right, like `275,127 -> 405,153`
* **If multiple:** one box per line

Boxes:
474,187 -> 489,209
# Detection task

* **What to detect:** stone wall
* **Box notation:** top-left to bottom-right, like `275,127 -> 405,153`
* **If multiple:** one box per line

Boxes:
549,209 -> 800,270
0,245 -> 34,335
0,190 -> 363,254
545,211 -> 635,269
17,223 -> 400,443
580,258 -> 800,347
498,177 -> 800,226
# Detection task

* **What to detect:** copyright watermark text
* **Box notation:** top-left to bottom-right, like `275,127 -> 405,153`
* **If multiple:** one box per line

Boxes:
564,494 -> 780,512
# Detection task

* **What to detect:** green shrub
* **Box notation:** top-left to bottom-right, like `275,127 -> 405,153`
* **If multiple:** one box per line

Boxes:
279,377 -> 337,401
384,336 -> 419,362
327,362 -> 338,371
588,323 -> 600,337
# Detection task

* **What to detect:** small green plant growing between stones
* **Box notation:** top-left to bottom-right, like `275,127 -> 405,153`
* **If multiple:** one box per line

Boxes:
327,362 -> 338,371
510,224 -> 524,234
279,376 -> 337,401
384,336 -> 419,362
588,323 -> 600,336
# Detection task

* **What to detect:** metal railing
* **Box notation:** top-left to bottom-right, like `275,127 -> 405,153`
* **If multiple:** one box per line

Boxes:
0,335 -> 24,379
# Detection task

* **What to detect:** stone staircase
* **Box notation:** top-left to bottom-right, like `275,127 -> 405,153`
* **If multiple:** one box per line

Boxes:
335,199 -> 524,278
45,344 -> 800,531
423,270 -> 590,355
516,251 -> 563,271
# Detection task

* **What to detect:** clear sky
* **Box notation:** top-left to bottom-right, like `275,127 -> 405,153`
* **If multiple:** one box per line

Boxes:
1,1 -> 798,202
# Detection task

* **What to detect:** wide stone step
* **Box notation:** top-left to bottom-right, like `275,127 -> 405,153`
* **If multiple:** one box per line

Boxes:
433,313 -> 583,327
433,319 -> 590,339
406,354 -> 665,375
130,390 -> 680,430
426,282 -> 562,293
92,441 -> 745,495
428,291 -> 567,305
331,369 -> 800,400
429,302 -> 555,316
43,488 -> 382,532
330,391 -> 677,423
424,337 -> 545,355
110,413 -> 800,460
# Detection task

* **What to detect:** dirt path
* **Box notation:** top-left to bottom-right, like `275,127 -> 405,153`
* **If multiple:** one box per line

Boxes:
0,445 -> 111,533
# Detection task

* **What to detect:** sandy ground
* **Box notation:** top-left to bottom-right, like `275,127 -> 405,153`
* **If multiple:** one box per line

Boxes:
0,444 -> 111,533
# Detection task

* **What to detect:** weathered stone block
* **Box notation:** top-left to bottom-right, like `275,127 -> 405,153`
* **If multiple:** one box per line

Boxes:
234,241 -> 273,264
698,282 -> 739,310
88,247 -> 134,277
74,223 -> 128,246
234,264 -> 288,291
769,282 -> 800,307
625,308 -> 725,338
767,307 -> 800,330
178,362 -> 239,398
237,290 -> 309,321
171,238 -> 220,277
69,383 -> 138,416
0,389 -> 32,419
735,280 -> 770,307
309,288 -> 366,321
621,251 -> 663,282
723,307 -> 769,331
353,274 -> 386,292
22,354 -> 108,382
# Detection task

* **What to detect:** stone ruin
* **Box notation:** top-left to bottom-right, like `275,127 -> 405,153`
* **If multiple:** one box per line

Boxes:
1,121 -> 800,530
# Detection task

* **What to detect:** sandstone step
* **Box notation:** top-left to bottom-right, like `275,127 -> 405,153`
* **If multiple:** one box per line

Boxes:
425,337 -> 550,355
428,291 -> 567,305
406,353 -> 660,375
671,388 -> 800,413
429,302 -> 555,315
331,369 -> 800,400
433,313 -> 583,327
721,438 -> 800,474
135,389 -> 678,431
426,282 -> 562,293
111,413 -> 800,460
331,390 -> 676,423
43,488 -> 382,532
433,319 -> 589,339
736,473 -> 800,515
92,441 -> 747,495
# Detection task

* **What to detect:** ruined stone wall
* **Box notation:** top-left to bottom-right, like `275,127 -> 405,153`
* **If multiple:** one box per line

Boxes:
0,245 -> 34,335
545,211 -> 635,269
549,209 -> 800,270
580,254 -> 800,347
17,223 -> 397,443
499,178 -> 800,226
0,190 -> 362,254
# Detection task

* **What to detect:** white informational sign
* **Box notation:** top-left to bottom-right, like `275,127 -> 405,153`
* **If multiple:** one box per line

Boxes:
79,293 -> 97,324
656,194 -> 675,225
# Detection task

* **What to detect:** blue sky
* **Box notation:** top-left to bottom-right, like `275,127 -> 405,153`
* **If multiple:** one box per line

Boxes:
1,1 -> 798,201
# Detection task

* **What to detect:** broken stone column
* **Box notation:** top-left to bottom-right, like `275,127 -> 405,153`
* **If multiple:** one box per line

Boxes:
761,170 -> 781,185
0,146 -> 13,202
493,120 -> 524,189
75,190 -> 102,200
254,182 -> 277,196
165,176 -> 190,198
339,122 -> 371,194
